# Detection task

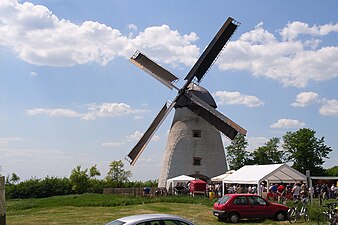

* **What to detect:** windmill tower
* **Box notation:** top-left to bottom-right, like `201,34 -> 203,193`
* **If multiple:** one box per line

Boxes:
125,17 -> 247,187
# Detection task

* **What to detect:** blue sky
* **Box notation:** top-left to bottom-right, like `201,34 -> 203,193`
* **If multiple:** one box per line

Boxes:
0,0 -> 337,181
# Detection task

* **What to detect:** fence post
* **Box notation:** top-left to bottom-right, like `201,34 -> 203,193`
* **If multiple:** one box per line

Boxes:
0,176 -> 6,225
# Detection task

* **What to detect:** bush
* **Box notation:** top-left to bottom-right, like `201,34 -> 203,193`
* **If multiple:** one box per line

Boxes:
6,177 -> 73,199
5,176 -> 158,199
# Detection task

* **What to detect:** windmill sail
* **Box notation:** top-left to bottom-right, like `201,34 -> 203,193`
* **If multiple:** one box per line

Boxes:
188,93 -> 247,139
126,101 -> 176,165
126,17 -> 246,166
184,17 -> 239,85
130,50 -> 179,90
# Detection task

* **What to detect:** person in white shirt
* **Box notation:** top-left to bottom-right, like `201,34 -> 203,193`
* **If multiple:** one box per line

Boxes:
292,183 -> 301,200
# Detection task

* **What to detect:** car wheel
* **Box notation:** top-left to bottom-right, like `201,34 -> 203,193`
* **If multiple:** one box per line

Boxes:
275,211 -> 287,221
228,212 -> 240,223
217,216 -> 225,222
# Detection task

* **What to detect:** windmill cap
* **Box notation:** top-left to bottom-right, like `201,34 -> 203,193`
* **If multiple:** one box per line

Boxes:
187,84 -> 217,108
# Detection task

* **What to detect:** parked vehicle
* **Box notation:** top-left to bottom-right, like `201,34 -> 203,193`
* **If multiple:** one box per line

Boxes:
106,214 -> 196,225
213,194 -> 288,223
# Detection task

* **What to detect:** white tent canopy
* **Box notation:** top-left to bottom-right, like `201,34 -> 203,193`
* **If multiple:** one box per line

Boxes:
211,170 -> 236,182
222,164 -> 307,195
166,175 -> 195,192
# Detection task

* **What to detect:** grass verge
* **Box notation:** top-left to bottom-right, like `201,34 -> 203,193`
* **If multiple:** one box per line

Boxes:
6,194 -> 327,225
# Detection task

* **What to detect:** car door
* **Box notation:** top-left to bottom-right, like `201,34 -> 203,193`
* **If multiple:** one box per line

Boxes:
247,196 -> 270,218
231,196 -> 250,218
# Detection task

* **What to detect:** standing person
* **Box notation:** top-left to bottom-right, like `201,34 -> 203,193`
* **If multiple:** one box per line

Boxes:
236,185 -> 243,194
292,183 -> 301,200
277,183 -> 285,204
247,185 -> 252,194
315,183 -> 321,198
228,184 -> 234,194
330,184 -> 335,199
259,182 -> 265,196
321,183 -> 328,200
270,183 -> 277,193
252,185 -> 257,194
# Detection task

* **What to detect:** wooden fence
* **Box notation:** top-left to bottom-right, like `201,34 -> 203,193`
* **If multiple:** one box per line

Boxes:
103,187 -> 161,196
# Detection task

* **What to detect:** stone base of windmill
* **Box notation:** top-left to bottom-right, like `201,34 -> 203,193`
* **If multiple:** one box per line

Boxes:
158,107 -> 228,188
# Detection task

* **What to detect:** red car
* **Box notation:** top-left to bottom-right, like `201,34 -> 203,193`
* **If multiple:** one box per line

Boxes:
213,194 -> 288,223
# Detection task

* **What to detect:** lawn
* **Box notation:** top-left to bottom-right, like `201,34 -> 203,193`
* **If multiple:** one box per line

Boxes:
5,194 -> 321,225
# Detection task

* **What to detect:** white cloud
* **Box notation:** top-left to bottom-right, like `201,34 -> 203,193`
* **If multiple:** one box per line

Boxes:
101,131 -> 160,148
0,137 -> 24,147
270,119 -> 305,129
0,147 -> 104,180
130,24 -> 199,67
101,141 -> 125,147
125,131 -> 144,142
290,93 -> 338,116
214,91 -> 263,107
291,91 -> 319,107
29,71 -> 38,77
83,102 -> 134,120
217,21 -> 338,88
26,108 -> 81,117
0,1 -> 199,67
319,99 -> 338,116
280,21 -> 338,41
247,136 -> 269,152
2,1 -> 338,88
26,102 -> 149,120
127,24 -> 138,31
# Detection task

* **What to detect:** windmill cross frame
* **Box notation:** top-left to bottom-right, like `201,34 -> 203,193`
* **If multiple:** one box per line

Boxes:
126,17 -> 247,166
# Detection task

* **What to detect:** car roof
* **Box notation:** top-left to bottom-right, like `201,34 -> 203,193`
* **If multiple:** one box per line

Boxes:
226,193 -> 259,197
116,214 -> 190,223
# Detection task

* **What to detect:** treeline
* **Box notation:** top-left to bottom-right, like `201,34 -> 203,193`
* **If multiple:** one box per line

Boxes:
5,160 -> 158,199
226,128 -> 336,176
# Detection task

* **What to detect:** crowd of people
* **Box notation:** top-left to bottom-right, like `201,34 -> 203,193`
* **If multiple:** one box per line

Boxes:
212,181 -> 338,204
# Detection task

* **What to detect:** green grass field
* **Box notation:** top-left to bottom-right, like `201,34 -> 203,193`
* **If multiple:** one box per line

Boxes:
5,194 -> 322,225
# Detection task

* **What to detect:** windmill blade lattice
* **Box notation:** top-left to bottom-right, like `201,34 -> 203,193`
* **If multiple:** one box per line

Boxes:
126,17 -> 245,165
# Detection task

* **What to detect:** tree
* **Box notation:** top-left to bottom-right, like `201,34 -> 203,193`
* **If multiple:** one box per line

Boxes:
89,164 -> 101,178
226,134 -> 251,170
69,165 -> 89,194
326,166 -> 338,176
106,160 -> 131,183
9,173 -> 20,184
251,137 -> 286,164
283,128 -> 332,176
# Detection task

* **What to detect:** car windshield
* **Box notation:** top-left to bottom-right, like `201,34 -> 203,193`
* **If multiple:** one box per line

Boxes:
106,220 -> 125,225
217,195 -> 231,204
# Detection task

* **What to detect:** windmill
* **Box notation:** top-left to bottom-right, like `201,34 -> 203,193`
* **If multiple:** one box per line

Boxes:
125,17 -> 247,187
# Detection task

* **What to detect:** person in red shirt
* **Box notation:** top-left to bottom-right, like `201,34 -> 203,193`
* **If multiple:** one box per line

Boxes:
277,183 -> 285,204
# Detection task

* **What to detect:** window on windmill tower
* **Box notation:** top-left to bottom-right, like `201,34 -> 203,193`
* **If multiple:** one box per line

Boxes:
192,130 -> 201,138
193,157 -> 202,166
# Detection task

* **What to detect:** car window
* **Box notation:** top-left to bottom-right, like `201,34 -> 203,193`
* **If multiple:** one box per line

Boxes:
248,196 -> 267,206
217,195 -> 231,204
137,220 -> 190,225
233,196 -> 248,205
136,221 -> 161,225
106,220 -> 125,225
163,220 -> 190,225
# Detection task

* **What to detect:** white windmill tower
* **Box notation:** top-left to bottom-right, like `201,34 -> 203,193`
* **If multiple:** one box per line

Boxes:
125,17 -> 247,187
